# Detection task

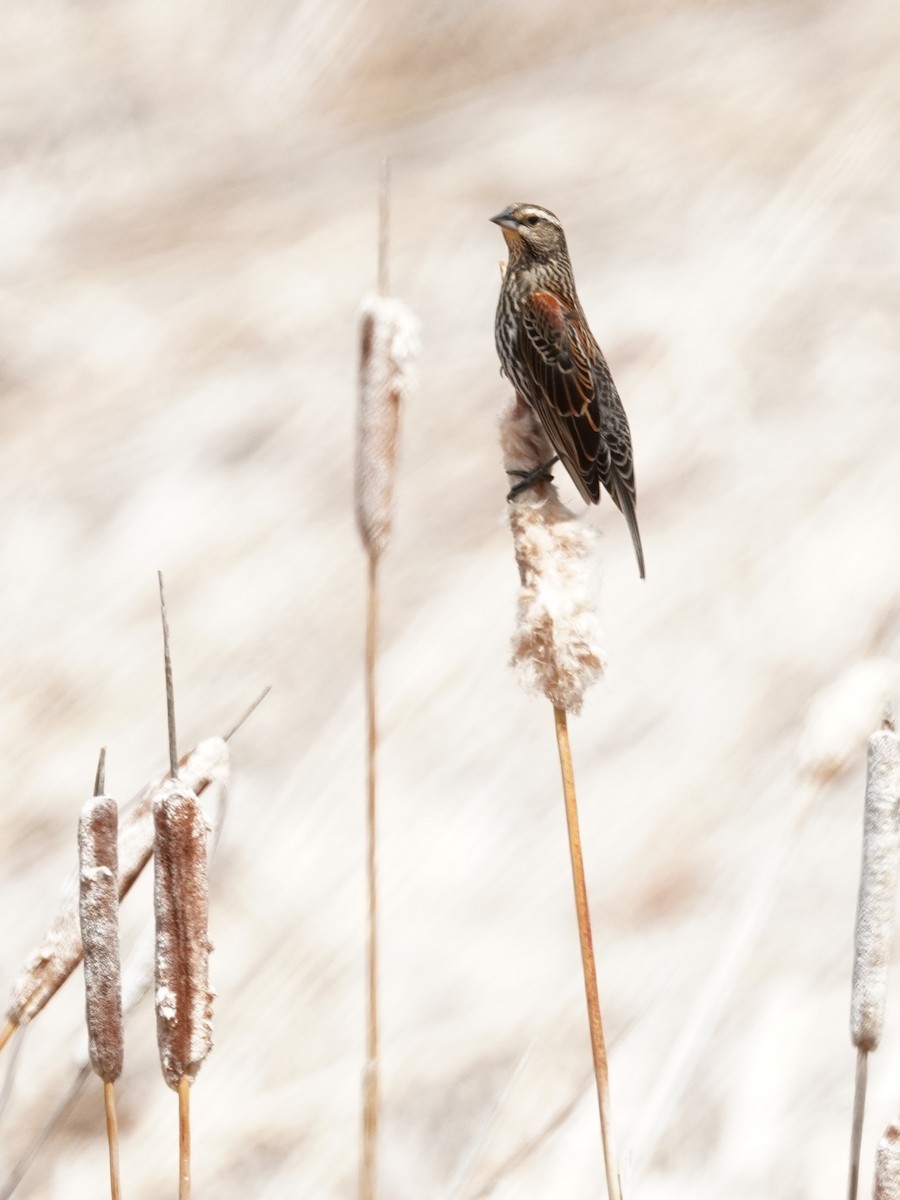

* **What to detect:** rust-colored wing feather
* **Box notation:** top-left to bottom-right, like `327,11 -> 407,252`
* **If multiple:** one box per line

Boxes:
517,289 -> 645,576
517,290 -> 602,503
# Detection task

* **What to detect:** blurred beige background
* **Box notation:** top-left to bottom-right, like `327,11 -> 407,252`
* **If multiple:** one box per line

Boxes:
1,0 -> 899,1196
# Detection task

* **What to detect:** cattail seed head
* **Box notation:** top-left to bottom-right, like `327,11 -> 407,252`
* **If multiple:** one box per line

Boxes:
154,781 -> 213,1090
874,1120 -> 900,1199
501,395 -> 605,715
78,796 -> 123,1083
6,737 -> 229,1028
851,723 -> 900,1051
354,293 -> 419,560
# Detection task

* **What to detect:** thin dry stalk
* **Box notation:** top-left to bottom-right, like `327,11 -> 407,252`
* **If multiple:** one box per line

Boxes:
501,393 -> 617,1193
554,706 -> 621,1200
354,167 -> 418,1200
848,1048 -> 868,1200
223,686 -> 272,742
847,712 -> 900,1200
103,1080 -> 122,1200
362,551 -> 380,1200
158,571 -> 178,776
178,1075 -> 192,1200
4,738 -> 228,1035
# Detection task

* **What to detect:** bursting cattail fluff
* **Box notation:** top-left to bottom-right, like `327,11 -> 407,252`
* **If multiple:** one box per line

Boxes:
78,796 -> 123,1083
354,294 -> 419,560
501,395 -> 605,714
851,717 -> 900,1051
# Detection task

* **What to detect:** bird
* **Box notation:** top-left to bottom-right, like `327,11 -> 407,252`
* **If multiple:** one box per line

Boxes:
491,202 -> 645,579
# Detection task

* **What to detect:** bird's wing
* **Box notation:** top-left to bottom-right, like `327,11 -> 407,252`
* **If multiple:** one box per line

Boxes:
517,289 -> 604,502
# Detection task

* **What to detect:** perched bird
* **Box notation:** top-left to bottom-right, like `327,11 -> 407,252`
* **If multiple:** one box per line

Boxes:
492,202 -> 645,579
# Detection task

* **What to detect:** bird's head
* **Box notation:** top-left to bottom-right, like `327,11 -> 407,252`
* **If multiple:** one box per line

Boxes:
490,203 -> 567,266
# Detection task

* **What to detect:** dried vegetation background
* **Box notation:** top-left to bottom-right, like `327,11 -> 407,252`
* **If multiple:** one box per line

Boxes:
1,1 -> 900,1197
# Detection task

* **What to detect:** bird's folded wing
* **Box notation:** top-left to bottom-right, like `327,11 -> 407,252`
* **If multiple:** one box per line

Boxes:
517,290 -> 603,501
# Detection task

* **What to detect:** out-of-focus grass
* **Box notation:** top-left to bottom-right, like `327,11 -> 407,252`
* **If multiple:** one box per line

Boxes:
1,1 -> 900,1197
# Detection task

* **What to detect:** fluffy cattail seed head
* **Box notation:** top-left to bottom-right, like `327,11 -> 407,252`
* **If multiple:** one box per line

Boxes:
354,294 -> 419,560
501,395 -> 605,714
851,721 -> 900,1051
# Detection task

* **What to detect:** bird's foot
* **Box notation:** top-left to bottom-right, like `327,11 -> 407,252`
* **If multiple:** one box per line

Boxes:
506,456 -> 559,501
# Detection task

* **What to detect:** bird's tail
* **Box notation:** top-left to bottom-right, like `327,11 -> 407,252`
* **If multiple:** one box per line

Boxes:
618,488 -> 646,580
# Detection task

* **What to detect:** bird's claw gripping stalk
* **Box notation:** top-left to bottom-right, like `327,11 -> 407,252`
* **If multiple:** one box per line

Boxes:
506,456 -> 560,501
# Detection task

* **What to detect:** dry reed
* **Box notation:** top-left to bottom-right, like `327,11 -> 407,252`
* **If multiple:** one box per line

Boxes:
500,393 -> 618,1198
78,753 -> 124,1200
0,751 -> 231,1200
354,163 -> 418,1200
1,738 -> 229,1045
154,782 -> 213,1200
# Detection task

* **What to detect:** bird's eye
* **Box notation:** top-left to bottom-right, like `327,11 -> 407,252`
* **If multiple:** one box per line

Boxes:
525,215 -> 540,226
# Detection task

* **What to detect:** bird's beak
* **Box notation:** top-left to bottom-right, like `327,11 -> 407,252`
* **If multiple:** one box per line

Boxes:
490,209 -> 519,232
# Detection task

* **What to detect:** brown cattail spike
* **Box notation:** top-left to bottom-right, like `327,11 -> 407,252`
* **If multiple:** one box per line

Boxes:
6,737 -> 229,1031
154,782 -> 213,1090
78,796 -> 124,1084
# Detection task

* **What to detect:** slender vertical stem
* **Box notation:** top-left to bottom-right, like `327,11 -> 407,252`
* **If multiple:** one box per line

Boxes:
553,705 -> 621,1200
223,686 -> 272,743
158,571 -> 178,777
178,1075 -> 191,1200
361,551 -> 380,1200
848,1047 -> 868,1200
103,1080 -> 122,1200
378,159 -> 390,298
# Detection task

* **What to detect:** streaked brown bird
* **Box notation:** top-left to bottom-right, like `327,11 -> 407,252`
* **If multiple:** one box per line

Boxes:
492,202 -> 645,579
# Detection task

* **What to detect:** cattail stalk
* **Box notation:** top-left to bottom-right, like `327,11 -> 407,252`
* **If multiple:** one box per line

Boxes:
554,706 -> 620,1200
848,711 -> 900,1200
154,782 -> 212,1200
0,756 -> 230,1200
78,752 -> 124,1200
501,395 -> 618,1197
354,162 -> 418,1200
3,738 -> 228,1039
